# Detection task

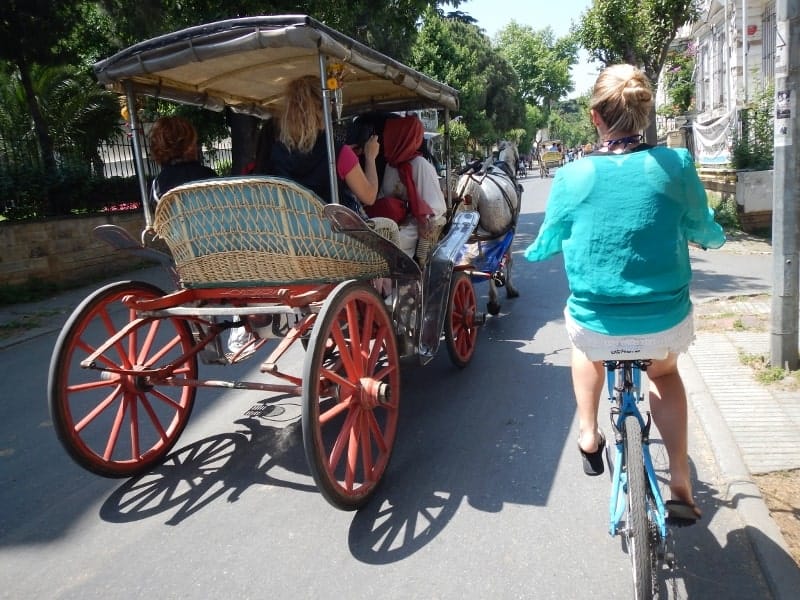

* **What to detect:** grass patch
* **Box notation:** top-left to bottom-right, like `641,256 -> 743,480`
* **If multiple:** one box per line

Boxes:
739,350 -> 800,390
0,317 -> 41,331
0,278 -> 62,306
0,309 -> 62,339
0,261 -> 156,307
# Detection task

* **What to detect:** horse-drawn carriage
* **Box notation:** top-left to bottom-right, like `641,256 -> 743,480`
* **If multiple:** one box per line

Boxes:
47,15 -> 520,510
537,140 -> 564,178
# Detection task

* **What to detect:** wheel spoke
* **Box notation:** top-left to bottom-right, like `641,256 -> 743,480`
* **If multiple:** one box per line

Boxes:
74,384 -> 123,433
128,393 -> 141,459
329,405 -> 358,475
359,411 -> 375,481
103,393 -> 129,461
98,307 -> 133,369
330,319 -> 357,381
318,396 -> 352,424
136,318 -> 161,364
345,301 -> 364,372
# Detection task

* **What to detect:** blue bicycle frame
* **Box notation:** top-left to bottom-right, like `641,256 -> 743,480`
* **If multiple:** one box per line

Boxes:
605,360 -> 668,541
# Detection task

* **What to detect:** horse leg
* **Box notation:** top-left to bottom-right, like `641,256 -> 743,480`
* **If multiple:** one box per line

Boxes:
487,279 -> 501,316
505,249 -> 520,299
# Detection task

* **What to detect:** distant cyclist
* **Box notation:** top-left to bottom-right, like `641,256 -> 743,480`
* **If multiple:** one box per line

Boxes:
524,64 -> 725,523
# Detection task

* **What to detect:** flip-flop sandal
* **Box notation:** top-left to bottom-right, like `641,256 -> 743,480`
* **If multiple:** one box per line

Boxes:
665,500 -> 702,526
578,433 -> 606,476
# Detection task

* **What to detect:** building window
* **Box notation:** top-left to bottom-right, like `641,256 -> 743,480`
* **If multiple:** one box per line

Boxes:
762,2 -> 776,83
713,28 -> 725,108
697,42 -> 709,112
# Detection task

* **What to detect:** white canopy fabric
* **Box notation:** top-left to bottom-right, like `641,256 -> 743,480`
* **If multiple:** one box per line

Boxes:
93,15 -> 459,119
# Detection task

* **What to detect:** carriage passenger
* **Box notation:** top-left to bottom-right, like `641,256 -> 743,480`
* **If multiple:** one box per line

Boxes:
270,76 -> 382,216
379,115 -> 448,267
267,76 -> 402,252
149,116 -> 217,202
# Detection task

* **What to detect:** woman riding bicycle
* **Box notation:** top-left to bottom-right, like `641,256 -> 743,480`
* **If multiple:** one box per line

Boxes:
524,64 -> 725,523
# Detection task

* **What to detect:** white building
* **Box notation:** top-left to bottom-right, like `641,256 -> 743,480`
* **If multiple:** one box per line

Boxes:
660,1 -> 777,164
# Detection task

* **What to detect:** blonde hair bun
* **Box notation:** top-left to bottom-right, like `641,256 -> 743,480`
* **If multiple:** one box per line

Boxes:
591,64 -> 654,135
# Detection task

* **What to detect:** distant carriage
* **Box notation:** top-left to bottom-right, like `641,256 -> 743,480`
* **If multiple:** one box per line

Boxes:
538,140 -> 564,178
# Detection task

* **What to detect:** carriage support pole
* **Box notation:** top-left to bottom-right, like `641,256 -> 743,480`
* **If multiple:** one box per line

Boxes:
443,108 -> 452,211
318,53 -> 340,205
125,81 -> 154,233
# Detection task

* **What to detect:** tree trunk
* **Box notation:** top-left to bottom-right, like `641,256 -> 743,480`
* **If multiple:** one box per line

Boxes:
645,105 -> 658,145
18,60 -> 63,213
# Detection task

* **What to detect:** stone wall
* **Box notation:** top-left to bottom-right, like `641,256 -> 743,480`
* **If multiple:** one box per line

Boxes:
0,212 -> 153,288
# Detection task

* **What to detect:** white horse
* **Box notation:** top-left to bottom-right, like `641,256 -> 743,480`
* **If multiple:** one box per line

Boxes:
455,141 -> 521,315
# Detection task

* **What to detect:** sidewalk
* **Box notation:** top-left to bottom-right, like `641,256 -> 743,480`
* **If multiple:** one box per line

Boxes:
2,266 -> 800,597
682,295 -> 800,600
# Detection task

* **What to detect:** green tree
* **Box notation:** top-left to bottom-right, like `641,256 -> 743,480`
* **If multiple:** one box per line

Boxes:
574,0 -> 698,142
0,0 -> 86,172
547,93 -> 597,149
413,9 -> 524,151
732,83 -> 774,170
494,22 -> 578,110
658,43 -> 696,117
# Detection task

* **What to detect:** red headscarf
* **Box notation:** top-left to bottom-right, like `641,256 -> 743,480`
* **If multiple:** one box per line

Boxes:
382,116 -> 433,224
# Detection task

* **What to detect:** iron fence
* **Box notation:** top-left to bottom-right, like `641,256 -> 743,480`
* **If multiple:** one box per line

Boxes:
0,124 -> 232,218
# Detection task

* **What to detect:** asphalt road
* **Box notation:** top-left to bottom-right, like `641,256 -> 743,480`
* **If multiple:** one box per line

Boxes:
0,171 -> 776,599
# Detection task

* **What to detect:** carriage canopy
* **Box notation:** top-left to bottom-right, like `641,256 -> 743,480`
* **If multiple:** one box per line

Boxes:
93,15 -> 459,119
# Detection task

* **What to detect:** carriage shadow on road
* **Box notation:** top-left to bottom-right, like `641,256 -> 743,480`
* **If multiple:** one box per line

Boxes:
99,396 -> 316,526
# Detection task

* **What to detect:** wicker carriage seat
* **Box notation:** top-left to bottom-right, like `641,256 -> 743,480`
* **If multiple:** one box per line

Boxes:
154,176 -> 391,288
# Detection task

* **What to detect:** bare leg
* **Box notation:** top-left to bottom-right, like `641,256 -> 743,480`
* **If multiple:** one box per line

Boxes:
647,354 -> 700,515
571,347 -> 605,453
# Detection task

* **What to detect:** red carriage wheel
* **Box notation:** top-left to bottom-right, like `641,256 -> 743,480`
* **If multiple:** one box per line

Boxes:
445,271 -> 479,368
48,281 -> 197,477
302,280 -> 400,510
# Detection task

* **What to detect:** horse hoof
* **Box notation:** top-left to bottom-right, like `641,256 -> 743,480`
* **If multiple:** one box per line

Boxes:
506,289 -> 520,299
487,301 -> 501,316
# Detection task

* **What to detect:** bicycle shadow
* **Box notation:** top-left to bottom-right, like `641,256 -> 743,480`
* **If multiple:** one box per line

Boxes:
629,441 -> 782,598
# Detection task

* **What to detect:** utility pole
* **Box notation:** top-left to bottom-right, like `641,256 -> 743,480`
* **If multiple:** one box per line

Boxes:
771,0 -> 800,370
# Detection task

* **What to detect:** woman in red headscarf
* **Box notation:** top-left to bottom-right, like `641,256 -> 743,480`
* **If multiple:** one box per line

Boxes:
380,115 -> 447,265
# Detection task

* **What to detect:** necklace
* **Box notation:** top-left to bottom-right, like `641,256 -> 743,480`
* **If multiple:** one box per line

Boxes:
603,134 -> 643,149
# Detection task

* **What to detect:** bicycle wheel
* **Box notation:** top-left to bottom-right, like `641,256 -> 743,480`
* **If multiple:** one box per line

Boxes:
624,414 -> 656,599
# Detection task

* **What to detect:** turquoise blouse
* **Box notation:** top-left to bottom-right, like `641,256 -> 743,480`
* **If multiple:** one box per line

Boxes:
525,146 -> 726,335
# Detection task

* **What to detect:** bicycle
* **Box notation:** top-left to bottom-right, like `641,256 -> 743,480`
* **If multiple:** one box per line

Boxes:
604,358 -> 673,600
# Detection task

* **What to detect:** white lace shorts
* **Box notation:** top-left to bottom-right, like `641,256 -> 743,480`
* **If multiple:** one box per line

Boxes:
563,308 -> 695,361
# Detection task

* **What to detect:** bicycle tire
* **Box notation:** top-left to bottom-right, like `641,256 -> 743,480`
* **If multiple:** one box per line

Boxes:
624,414 -> 656,599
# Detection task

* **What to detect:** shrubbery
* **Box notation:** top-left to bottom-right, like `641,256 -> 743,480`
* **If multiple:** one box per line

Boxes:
0,163 -> 141,220
731,84 -> 774,171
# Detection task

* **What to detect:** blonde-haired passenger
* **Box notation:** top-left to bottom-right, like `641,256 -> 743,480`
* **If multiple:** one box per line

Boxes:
524,64 -> 726,524
149,115 -> 217,201
270,75 -> 380,213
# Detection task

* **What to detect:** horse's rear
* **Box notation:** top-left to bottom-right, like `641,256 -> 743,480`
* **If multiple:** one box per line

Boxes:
454,144 -> 521,314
